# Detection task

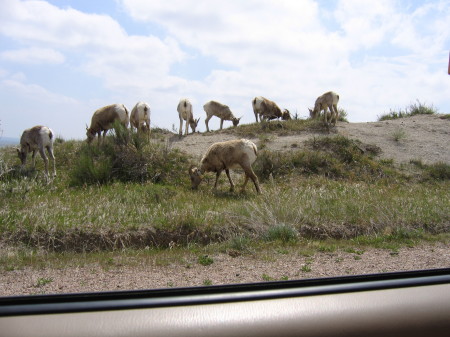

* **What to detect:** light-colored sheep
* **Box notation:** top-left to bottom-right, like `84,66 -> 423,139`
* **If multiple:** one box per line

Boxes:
252,96 -> 289,122
17,125 -> 56,178
130,101 -> 151,137
203,100 -> 241,132
189,139 -> 261,194
309,91 -> 340,126
177,98 -> 200,136
86,104 -> 129,144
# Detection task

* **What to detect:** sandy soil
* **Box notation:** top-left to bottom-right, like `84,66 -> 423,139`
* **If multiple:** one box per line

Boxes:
1,114 -> 449,296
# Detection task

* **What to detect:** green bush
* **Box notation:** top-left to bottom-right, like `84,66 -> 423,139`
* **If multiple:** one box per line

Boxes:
69,126 -> 189,186
264,224 -> 297,243
254,136 -> 393,182
424,162 -> 450,180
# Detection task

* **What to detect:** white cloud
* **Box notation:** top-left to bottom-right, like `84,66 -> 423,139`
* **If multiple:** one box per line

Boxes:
1,0 -> 449,138
1,47 -> 65,64
0,0 -> 186,94
1,76 -> 77,104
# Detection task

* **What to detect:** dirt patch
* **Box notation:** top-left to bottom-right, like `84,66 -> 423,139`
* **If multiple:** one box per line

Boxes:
169,114 -> 450,165
1,242 -> 448,296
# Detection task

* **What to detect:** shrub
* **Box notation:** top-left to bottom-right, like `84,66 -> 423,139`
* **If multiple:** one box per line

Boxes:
337,108 -> 349,122
408,100 -> 437,116
391,128 -> 407,142
69,127 -> 189,186
424,162 -> 450,180
253,136 -> 393,182
198,255 -> 214,266
264,224 -> 297,243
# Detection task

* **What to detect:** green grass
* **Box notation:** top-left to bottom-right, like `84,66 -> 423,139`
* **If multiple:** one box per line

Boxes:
226,118 -> 328,138
378,100 -> 438,121
1,121 -> 449,262
198,255 -> 214,266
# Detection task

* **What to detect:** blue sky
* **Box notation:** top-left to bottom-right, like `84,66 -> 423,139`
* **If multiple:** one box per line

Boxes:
1,0 -> 449,140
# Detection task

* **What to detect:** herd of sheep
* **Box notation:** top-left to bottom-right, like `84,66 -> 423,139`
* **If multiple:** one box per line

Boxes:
16,91 -> 340,192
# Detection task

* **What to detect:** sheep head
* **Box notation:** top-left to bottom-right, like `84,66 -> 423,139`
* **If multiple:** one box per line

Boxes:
85,125 -> 96,143
282,109 -> 291,120
189,118 -> 200,133
16,148 -> 27,165
232,117 -> 242,127
189,165 -> 203,189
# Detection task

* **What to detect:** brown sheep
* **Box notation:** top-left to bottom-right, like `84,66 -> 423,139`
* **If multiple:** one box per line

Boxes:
203,100 -> 241,132
86,104 -> 129,144
252,96 -> 289,122
189,139 -> 261,194
177,98 -> 200,136
17,125 -> 56,179
309,91 -> 340,126
130,101 -> 151,137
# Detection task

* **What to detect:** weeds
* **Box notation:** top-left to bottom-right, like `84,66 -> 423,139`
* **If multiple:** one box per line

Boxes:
198,255 -> 214,266
301,264 -> 312,272
391,128 -> 407,142
378,100 -> 437,121
264,224 -> 297,243
69,126 -> 189,186
35,277 -> 53,287
262,273 -> 274,281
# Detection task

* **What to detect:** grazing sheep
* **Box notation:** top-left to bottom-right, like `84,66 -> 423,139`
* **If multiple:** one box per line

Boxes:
177,98 -> 200,136
86,104 -> 129,144
203,100 -> 241,132
281,109 -> 291,121
252,96 -> 288,122
189,139 -> 261,194
17,125 -> 56,178
309,91 -> 340,126
130,101 -> 151,136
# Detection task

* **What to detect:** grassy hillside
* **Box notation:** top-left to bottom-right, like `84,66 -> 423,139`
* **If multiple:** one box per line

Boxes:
1,121 -> 449,256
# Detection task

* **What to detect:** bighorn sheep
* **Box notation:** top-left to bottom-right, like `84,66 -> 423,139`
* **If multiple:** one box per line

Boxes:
252,96 -> 290,122
86,104 -> 129,144
309,91 -> 340,126
203,100 -> 241,132
17,125 -> 56,178
189,139 -> 261,194
177,98 -> 200,136
130,101 -> 151,137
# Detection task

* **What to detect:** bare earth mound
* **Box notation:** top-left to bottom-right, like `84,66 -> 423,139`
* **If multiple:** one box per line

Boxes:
1,115 -> 449,296
170,114 -> 450,165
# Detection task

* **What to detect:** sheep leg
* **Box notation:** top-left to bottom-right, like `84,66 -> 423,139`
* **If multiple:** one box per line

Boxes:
179,118 -> 183,136
96,131 -> 102,146
214,171 -> 222,190
324,107 -> 329,125
225,169 -> 235,192
185,112 -> 190,136
38,147 -> 49,177
205,115 -> 211,132
31,150 -> 37,168
47,146 -> 56,177
243,168 -> 261,194
332,104 -> 338,125
240,174 -> 250,193
220,119 -> 224,130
